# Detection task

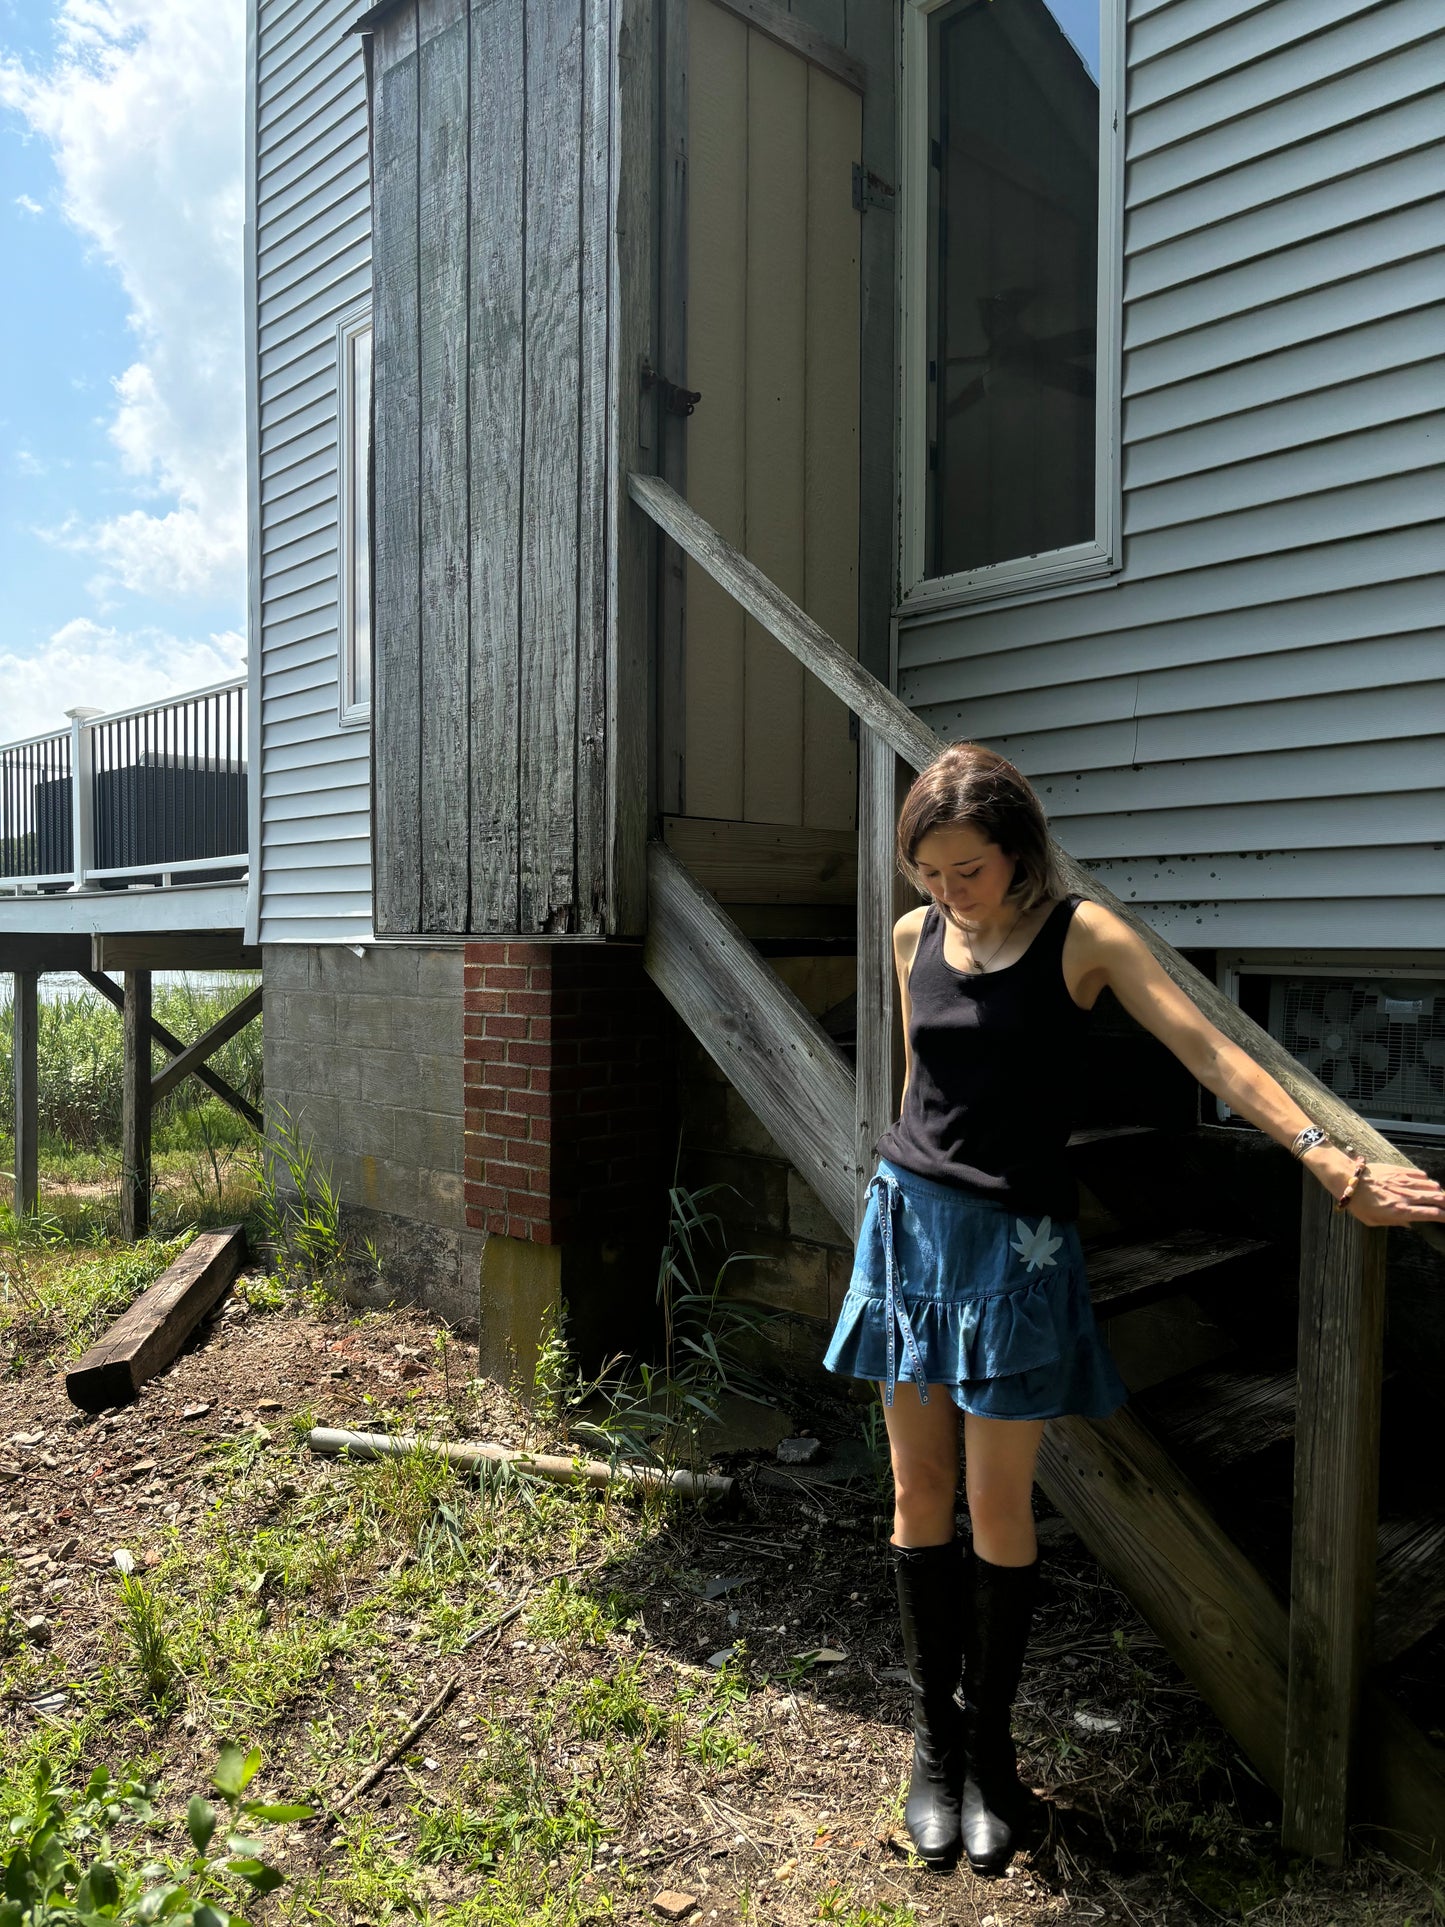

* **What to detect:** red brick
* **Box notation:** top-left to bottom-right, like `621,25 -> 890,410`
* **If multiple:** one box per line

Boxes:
463,1133 -> 510,1163
464,1181 -> 508,1211
504,1040 -> 550,1067
481,965 -> 527,991
463,989 -> 507,1016
528,1116 -> 553,1145
504,943 -> 552,969
487,1110 -> 528,1141
509,1138 -> 549,1170
504,989 -> 551,1018
482,1014 -> 526,1040
505,1088 -> 550,1118
483,1061 -> 529,1091
466,1033 -> 508,1063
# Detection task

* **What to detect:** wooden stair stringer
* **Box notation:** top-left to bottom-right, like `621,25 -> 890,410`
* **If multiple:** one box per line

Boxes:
643,839 -> 857,1234
1040,1410 -> 1445,1866
1039,1408 -> 1291,1791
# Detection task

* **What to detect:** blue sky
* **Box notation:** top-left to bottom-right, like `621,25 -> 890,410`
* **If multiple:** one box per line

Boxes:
0,0 -> 246,743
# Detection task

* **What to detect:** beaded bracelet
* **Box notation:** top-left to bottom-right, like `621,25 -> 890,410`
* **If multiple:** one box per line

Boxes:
1333,1156 -> 1369,1214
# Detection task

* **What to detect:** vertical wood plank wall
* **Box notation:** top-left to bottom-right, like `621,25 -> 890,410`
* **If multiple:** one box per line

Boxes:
371,0 -> 625,936
682,0 -> 861,830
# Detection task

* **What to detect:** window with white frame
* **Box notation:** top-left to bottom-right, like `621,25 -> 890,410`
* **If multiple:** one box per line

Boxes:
337,310 -> 372,724
901,0 -> 1122,608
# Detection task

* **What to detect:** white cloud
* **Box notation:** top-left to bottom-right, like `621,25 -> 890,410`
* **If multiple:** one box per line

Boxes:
0,618 -> 245,742
13,191 -> 43,214
0,0 -> 245,605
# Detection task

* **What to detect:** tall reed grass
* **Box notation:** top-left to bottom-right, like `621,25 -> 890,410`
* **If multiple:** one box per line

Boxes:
0,975 -> 262,1150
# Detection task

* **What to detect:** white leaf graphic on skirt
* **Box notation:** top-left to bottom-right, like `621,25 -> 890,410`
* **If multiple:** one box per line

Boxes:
1010,1217 -> 1063,1273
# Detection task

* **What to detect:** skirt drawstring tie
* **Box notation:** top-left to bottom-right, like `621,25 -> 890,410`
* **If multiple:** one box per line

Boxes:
870,1169 -> 929,1408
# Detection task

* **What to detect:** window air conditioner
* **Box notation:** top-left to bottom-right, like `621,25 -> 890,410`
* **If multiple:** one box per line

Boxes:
1217,959 -> 1445,1139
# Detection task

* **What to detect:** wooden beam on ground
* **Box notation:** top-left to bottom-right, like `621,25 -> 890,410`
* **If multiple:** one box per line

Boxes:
65,1226 -> 248,1410
1038,1407 -> 1291,1793
662,816 -> 856,904
1282,1187 -> 1388,1861
0,936 -> 91,973
121,969 -> 152,1242
644,839 -> 856,1231
80,971 -> 261,1132
92,932 -> 260,972
12,970 -> 39,1216
149,983 -> 263,1108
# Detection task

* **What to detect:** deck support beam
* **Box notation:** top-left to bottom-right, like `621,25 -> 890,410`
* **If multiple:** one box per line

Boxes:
1282,1185 -> 1388,1860
121,968 -> 152,1241
11,970 -> 39,1217
82,970 -> 262,1133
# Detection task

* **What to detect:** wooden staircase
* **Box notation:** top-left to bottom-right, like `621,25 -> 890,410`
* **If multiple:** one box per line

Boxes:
628,472 -> 1445,1868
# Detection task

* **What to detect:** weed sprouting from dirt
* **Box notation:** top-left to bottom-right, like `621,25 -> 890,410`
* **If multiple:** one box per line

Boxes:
115,1572 -> 176,1706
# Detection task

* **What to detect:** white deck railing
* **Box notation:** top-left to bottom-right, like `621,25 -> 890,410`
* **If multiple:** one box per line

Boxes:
0,677 -> 248,895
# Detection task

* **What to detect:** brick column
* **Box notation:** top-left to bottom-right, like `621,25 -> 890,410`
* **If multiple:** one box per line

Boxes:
463,940 -> 674,1245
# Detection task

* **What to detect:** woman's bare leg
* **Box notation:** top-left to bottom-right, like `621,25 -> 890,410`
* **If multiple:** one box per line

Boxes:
961,1413 -> 1045,1566
878,1382 -> 962,1547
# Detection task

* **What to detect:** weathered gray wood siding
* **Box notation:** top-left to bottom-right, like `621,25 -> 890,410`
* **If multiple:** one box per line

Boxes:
370,0 -> 619,936
252,0 -> 375,942
899,0 -> 1445,952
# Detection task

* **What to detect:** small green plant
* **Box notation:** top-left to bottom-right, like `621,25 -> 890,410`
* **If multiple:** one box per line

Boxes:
563,1659 -> 671,1745
525,1576 -> 639,1647
0,1745 -> 311,1927
531,1298 -> 587,1437
573,1170 -> 780,1478
116,1570 -> 175,1704
245,1103 -> 349,1287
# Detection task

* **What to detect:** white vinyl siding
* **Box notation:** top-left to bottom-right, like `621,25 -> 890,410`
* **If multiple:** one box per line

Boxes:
249,0 -> 374,943
898,0 -> 1445,953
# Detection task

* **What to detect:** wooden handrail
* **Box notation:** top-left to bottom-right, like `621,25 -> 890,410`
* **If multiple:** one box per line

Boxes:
629,470 -> 1443,1209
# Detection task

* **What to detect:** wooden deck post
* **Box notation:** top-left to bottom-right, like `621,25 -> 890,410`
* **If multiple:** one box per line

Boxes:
12,970 -> 39,1217
854,726 -> 911,1231
1282,1180 -> 1388,1860
121,968 -> 152,1241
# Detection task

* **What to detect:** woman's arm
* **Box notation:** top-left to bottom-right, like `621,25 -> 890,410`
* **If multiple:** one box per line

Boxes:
1066,900 -> 1445,1228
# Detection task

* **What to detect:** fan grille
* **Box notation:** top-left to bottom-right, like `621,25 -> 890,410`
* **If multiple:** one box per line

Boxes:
1269,976 -> 1445,1131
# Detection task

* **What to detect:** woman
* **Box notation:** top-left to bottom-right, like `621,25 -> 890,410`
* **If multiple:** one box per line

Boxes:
823,743 -> 1445,1876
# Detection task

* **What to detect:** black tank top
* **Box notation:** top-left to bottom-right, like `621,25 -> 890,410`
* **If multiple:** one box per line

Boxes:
873,896 -> 1091,1221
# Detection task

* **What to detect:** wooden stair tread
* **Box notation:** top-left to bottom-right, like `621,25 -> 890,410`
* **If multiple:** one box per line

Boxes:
1085,1226 -> 1272,1319
1136,1359 -> 1298,1472
1375,1511 -> 1445,1667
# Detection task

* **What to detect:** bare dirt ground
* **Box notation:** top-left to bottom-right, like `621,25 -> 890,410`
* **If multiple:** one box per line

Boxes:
2,1274 -> 1439,1927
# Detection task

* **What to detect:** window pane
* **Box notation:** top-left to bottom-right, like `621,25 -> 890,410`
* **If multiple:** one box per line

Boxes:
927,0 -> 1099,578
351,325 -> 372,710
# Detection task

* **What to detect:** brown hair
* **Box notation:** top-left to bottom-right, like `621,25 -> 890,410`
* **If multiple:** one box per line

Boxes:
896,742 -> 1059,911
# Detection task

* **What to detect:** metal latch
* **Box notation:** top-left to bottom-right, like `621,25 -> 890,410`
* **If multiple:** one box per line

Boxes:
641,361 -> 702,418
852,164 -> 896,213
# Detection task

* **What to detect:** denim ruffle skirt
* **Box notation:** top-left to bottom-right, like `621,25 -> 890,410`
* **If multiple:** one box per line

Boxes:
823,1157 -> 1128,1421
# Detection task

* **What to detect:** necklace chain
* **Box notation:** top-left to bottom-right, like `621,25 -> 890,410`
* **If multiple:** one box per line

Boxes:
950,904 -> 1023,973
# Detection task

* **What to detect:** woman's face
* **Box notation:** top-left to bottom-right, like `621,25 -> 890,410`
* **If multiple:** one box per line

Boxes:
912,825 -> 1018,922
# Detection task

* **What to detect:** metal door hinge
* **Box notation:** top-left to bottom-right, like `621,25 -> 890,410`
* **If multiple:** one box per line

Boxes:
641,360 -> 702,417
852,164 -> 896,213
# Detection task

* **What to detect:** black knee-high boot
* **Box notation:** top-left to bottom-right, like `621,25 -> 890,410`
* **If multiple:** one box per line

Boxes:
889,1537 -> 967,1866
959,1551 -> 1041,1875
